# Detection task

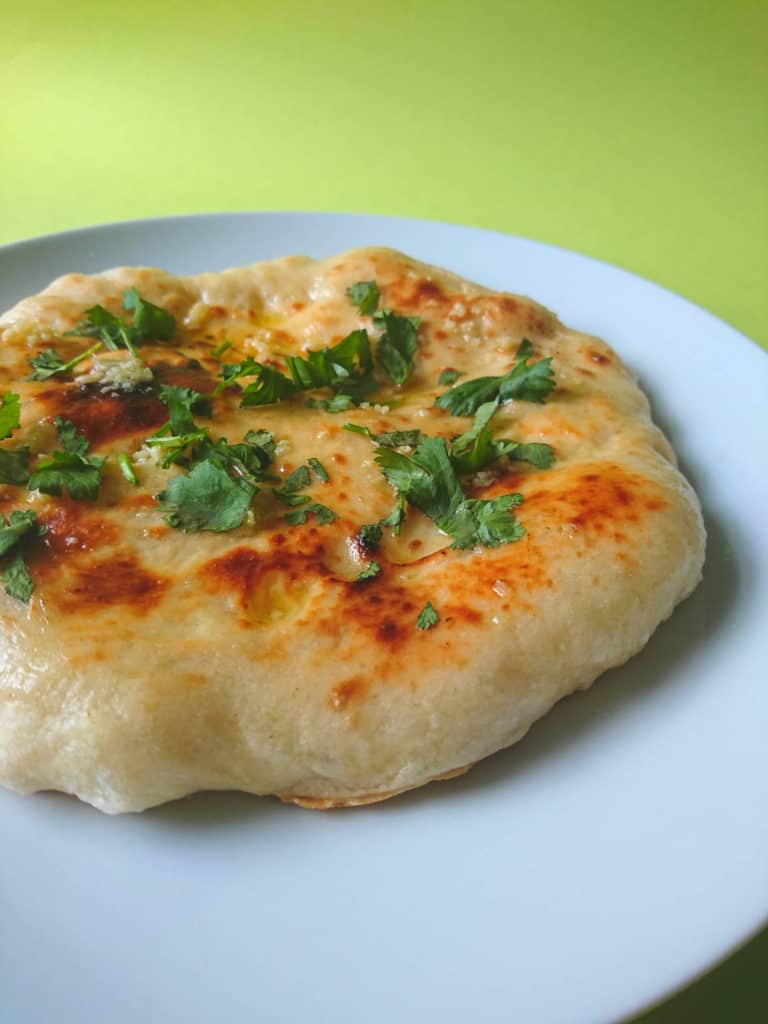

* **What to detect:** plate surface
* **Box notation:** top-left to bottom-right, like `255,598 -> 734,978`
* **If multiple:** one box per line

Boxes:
1,212 -> 766,1024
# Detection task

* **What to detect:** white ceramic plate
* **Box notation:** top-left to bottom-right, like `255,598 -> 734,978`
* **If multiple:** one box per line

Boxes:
1,213 -> 766,1024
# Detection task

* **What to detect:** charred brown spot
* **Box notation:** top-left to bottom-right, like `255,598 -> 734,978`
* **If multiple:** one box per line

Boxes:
331,453 -> 348,465
589,349 -> 611,366
329,676 -> 367,711
37,501 -> 118,555
36,386 -> 167,448
201,543 -> 329,607
55,553 -> 169,614
388,277 -> 448,311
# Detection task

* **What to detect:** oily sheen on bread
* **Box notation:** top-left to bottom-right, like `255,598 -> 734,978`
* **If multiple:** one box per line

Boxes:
0,247 -> 705,813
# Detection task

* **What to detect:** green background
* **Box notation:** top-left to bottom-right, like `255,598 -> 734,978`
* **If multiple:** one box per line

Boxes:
3,0 -> 766,1018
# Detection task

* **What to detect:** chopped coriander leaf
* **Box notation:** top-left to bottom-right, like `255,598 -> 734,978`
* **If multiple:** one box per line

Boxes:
122,288 -> 175,341
0,509 -> 40,557
0,509 -> 45,603
346,281 -> 380,316
308,457 -> 329,482
305,394 -> 355,413
373,310 -> 421,386
240,365 -> 299,407
157,458 -> 255,532
207,434 -> 277,487
117,452 -> 138,485
54,417 -> 89,456
68,289 -> 176,356
28,450 -> 105,501
27,342 -> 103,382
435,338 -> 555,416
379,496 -> 407,536
286,329 -> 373,391
284,502 -> 337,526
438,368 -> 463,387
279,465 -> 311,493
342,423 -> 425,448
508,442 -> 555,470
0,392 -> 21,440
2,552 -> 35,603
0,447 -> 31,486
68,304 -> 139,356
211,340 -> 232,359
158,385 -> 212,436
375,436 -> 526,549
356,560 -> 381,581
442,493 -> 525,549
448,401 -> 554,473
214,357 -> 263,396
356,522 -> 383,551
416,602 -> 439,630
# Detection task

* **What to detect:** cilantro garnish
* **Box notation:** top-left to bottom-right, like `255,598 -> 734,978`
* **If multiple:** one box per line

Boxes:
448,401 -> 555,474
346,281 -> 381,316
27,342 -> 103,382
343,423 -> 425,448
356,560 -> 381,581
0,447 -> 31,486
0,509 -> 46,602
375,436 -> 525,549
28,419 -> 105,501
284,502 -> 337,526
146,387 -> 213,466
438,368 -> 463,387
68,289 -> 175,357
435,339 -> 555,416
308,457 -> 329,483
416,602 -> 439,630
156,459 -> 255,532
356,522 -> 383,551
0,392 -> 21,440
373,310 -> 421,386
305,395 -> 355,413
211,340 -> 232,359
241,365 -> 300,407
272,464 -> 336,524
286,329 -> 373,392
117,452 -> 138,486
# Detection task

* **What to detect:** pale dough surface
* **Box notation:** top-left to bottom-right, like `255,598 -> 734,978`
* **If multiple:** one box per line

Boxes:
0,248 -> 705,812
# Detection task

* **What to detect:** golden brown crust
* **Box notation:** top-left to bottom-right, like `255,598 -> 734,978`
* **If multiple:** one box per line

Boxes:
0,247 -> 705,813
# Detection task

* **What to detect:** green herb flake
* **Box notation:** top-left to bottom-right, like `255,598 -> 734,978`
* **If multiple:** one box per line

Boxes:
305,394 -> 355,413
121,288 -> 176,341
375,436 -> 526,549
374,310 -> 421,386
448,401 -> 554,474
27,420 -> 105,501
438,368 -> 463,387
356,560 -> 381,582
435,338 -> 555,416
285,502 -> 337,526
0,392 -> 21,440
117,452 -> 139,486
67,289 -> 176,356
211,340 -> 233,359
342,423 -> 424,448
308,457 -> 329,483
416,602 -> 439,631
0,509 -> 45,603
356,522 -> 383,551
1,552 -> 35,603
156,458 -> 255,533
346,281 -> 381,316
0,447 -> 31,486
27,342 -> 103,382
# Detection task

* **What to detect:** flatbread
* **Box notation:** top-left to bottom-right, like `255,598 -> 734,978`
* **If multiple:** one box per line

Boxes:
0,248 -> 705,813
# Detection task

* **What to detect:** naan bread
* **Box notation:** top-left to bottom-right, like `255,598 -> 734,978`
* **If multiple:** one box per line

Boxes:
0,248 -> 705,813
